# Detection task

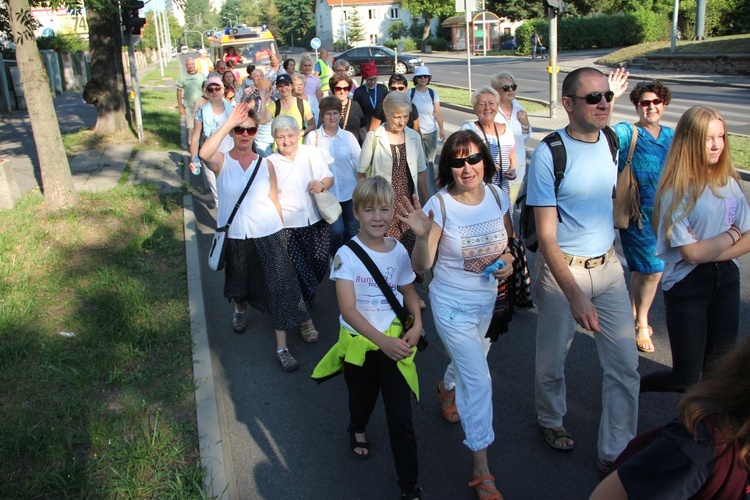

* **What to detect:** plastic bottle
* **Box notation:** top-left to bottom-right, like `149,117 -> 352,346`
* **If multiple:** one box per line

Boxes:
192,155 -> 201,176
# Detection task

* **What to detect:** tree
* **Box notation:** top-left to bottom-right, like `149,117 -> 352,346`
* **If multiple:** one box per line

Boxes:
6,0 -> 78,210
398,0 -> 454,51
347,9 -> 366,45
388,19 -> 408,39
82,0 -> 129,135
140,11 -> 183,50
220,0 -> 254,27
276,0 -> 314,46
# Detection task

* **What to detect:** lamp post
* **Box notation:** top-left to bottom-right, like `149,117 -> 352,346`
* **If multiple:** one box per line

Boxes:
184,29 -> 205,49
223,14 -> 239,27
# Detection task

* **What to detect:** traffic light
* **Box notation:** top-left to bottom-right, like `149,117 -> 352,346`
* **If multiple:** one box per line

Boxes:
121,1 -> 146,35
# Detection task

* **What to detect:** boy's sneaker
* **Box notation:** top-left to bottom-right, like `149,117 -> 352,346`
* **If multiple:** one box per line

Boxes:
276,348 -> 299,372
232,310 -> 246,333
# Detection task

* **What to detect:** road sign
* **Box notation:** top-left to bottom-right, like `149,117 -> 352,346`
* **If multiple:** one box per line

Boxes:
310,37 -> 321,50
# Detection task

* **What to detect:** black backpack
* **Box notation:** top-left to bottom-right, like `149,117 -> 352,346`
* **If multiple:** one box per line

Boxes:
516,127 -> 619,252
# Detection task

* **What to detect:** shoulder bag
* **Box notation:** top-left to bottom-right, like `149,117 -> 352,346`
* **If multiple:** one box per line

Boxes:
307,151 -> 342,224
208,156 -> 263,271
345,240 -> 428,351
613,125 -> 643,230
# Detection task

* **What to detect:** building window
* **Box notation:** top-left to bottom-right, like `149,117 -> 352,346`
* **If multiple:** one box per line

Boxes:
370,34 -> 378,44
368,9 -> 377,19
389,8 -> 399,18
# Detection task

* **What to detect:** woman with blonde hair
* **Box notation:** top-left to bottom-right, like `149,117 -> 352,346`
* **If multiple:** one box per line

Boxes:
300,53 -> 323,102
460,86 -> 516,198
641,106 -> 750,393
292,72 -> 320,125
358,92 -> 428,255
592,336 -> 750,499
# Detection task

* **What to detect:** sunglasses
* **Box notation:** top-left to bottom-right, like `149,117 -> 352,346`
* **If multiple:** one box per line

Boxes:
389,85 -> 406,91
233,126 -> 258,135
206,86 -> 222,93
638,98 -> 664,107
334,85 -> 351,92
500,84 -> 518,92
567,91 -> 614,105
449,152 -> 483,169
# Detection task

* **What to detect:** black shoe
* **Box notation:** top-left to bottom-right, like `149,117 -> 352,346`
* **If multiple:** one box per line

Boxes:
401,486 -> 426,500
347,425 -> 370,459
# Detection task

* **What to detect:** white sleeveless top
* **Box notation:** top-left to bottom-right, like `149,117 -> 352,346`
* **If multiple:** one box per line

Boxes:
216,155 -> 283,239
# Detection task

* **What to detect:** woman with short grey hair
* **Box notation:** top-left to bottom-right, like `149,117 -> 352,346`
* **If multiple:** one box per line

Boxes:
266,114 -> 334,362
358,92 -> 427,255
490,71 -> 531,205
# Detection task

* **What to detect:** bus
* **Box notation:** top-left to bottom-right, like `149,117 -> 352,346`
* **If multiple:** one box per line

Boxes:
209,25 -> 279,80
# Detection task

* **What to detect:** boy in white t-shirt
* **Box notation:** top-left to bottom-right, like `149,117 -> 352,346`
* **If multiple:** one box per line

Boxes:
312,176 -> 425,500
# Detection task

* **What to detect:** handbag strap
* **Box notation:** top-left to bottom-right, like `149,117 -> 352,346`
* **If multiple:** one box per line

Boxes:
626,125 -> 638,167
225,156 -> 263,228
345,240 -> 410,326
342,98 -> 352,130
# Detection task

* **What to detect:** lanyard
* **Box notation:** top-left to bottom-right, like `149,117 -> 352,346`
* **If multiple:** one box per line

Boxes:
368,85 -> 378,110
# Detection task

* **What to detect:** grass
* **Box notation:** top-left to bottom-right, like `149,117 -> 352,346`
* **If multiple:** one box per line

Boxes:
431,83 -> 548,114
598,34 -> 750,65
139,59 -> 181,86
0,181 -> 202,496
731,135 -> 750,170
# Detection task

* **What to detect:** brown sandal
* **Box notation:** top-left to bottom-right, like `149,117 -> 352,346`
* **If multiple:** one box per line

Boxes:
437,380 -> 460,424
636,325 -> 654,353
468,475 -> 503,500
300,320 -> 319,343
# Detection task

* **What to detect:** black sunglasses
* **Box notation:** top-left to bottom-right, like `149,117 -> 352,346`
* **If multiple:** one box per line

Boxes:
500,84 -> 518,92
638,98 -> 663,107
567,91 -> 614,105
206,86 -> 222,93
233,126 -> 258,135
389,85 -> 406,91
334,85 -> 351,92
449,152 -> 483,169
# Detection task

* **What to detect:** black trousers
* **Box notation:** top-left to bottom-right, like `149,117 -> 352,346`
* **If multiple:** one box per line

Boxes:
641,261 -> 740,393
344,350 -> 419,494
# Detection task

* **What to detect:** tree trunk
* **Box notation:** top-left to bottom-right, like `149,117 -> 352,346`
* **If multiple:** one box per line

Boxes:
421,17 -> 432,52
83,3 -> 130,135
7,0 -> 78,210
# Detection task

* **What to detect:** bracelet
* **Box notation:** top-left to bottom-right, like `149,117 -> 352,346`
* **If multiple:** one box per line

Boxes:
726,230 -> 737,246
729,226 -> 742,241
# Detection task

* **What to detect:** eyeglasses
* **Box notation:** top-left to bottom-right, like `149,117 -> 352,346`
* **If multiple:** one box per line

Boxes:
499,84 -> 518,92
233,126 -> 258,135
207,86 -> 222,93
449,152 -> 483,169
334,85 -> 351,92
638,98 -> 663,107
389,86 -> 406,91
324,111 -> 341,118
567,91 -> 614,105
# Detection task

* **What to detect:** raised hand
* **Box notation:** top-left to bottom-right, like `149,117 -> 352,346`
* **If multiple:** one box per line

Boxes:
228,101 -> 250,127
396,194 -> 434,238
608,68 -> 630,100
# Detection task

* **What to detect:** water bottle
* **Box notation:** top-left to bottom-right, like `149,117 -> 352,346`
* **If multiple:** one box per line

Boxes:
192,155 -> 201,176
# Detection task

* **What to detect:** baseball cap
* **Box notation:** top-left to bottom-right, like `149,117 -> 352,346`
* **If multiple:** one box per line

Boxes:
276,73 -> 293,85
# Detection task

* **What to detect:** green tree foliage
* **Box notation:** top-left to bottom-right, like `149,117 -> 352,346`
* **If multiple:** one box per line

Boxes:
347,8 -> 366,44
487,0 -> 544,22
276,0 -> 314,46
183,0 -> 219,47
220,0 -> 254,27
398,0 -> 454,50
257,0 -> 281,43
388,19 -> 408,39
138,11 -> 183,50
36,32 -> 89,52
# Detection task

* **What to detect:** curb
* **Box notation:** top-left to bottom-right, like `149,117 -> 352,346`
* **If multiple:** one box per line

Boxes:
184,160 -> 232,499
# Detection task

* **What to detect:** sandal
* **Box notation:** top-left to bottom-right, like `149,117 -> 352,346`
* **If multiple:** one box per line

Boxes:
636,325 -> 655,353
437,380 -> 460,424
540,424 -> 574,451
347,425 -> 370,459
300,320 -> 319,343
468,475 -> 503,500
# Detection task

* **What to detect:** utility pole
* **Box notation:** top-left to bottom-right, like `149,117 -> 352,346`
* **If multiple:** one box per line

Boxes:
153,10 -> 164,76
121,0 -> 146,143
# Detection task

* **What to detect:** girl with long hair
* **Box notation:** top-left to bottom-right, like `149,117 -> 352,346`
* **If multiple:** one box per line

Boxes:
641,106 -> 750,393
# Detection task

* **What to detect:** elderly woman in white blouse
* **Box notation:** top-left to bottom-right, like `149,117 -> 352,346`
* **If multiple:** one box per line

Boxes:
491,71 -> 531,206
267,114 -> 334,353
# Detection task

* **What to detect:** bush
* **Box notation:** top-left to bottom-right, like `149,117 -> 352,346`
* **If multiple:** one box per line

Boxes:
425,37 -> 449,51
334,40 -> 352,51
515,11 -> 669,55
409,21 -> 426,41
36,33 -> 89,53
383,38 -> 418,51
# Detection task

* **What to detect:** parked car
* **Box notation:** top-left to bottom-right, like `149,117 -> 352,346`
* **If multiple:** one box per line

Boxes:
501,36 -> 517,50
332,46 -> 422,76
180,45 -> 189,54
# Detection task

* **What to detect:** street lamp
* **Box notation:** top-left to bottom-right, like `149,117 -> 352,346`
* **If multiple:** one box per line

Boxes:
223,14 -> 239,27
184,29 -> 205,49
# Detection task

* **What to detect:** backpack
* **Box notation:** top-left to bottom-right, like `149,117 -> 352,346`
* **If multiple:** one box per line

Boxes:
409,87 -> 434,104
274,97 -> 307,131
516,127 -> 619,252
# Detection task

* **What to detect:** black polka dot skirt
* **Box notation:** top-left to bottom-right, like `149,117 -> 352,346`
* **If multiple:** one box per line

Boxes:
224,231 -> 310,331
283,220 -> 331,311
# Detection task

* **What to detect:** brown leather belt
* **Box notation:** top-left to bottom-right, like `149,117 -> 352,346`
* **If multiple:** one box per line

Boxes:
562,245 -> 615,269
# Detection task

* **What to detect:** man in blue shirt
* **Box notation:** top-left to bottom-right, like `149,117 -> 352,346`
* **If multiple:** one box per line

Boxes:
526,67 -> 640,476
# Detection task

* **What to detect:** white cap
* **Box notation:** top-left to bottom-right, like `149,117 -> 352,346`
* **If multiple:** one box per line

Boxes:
414,65 -> 431,78
198,48 -> 207,54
